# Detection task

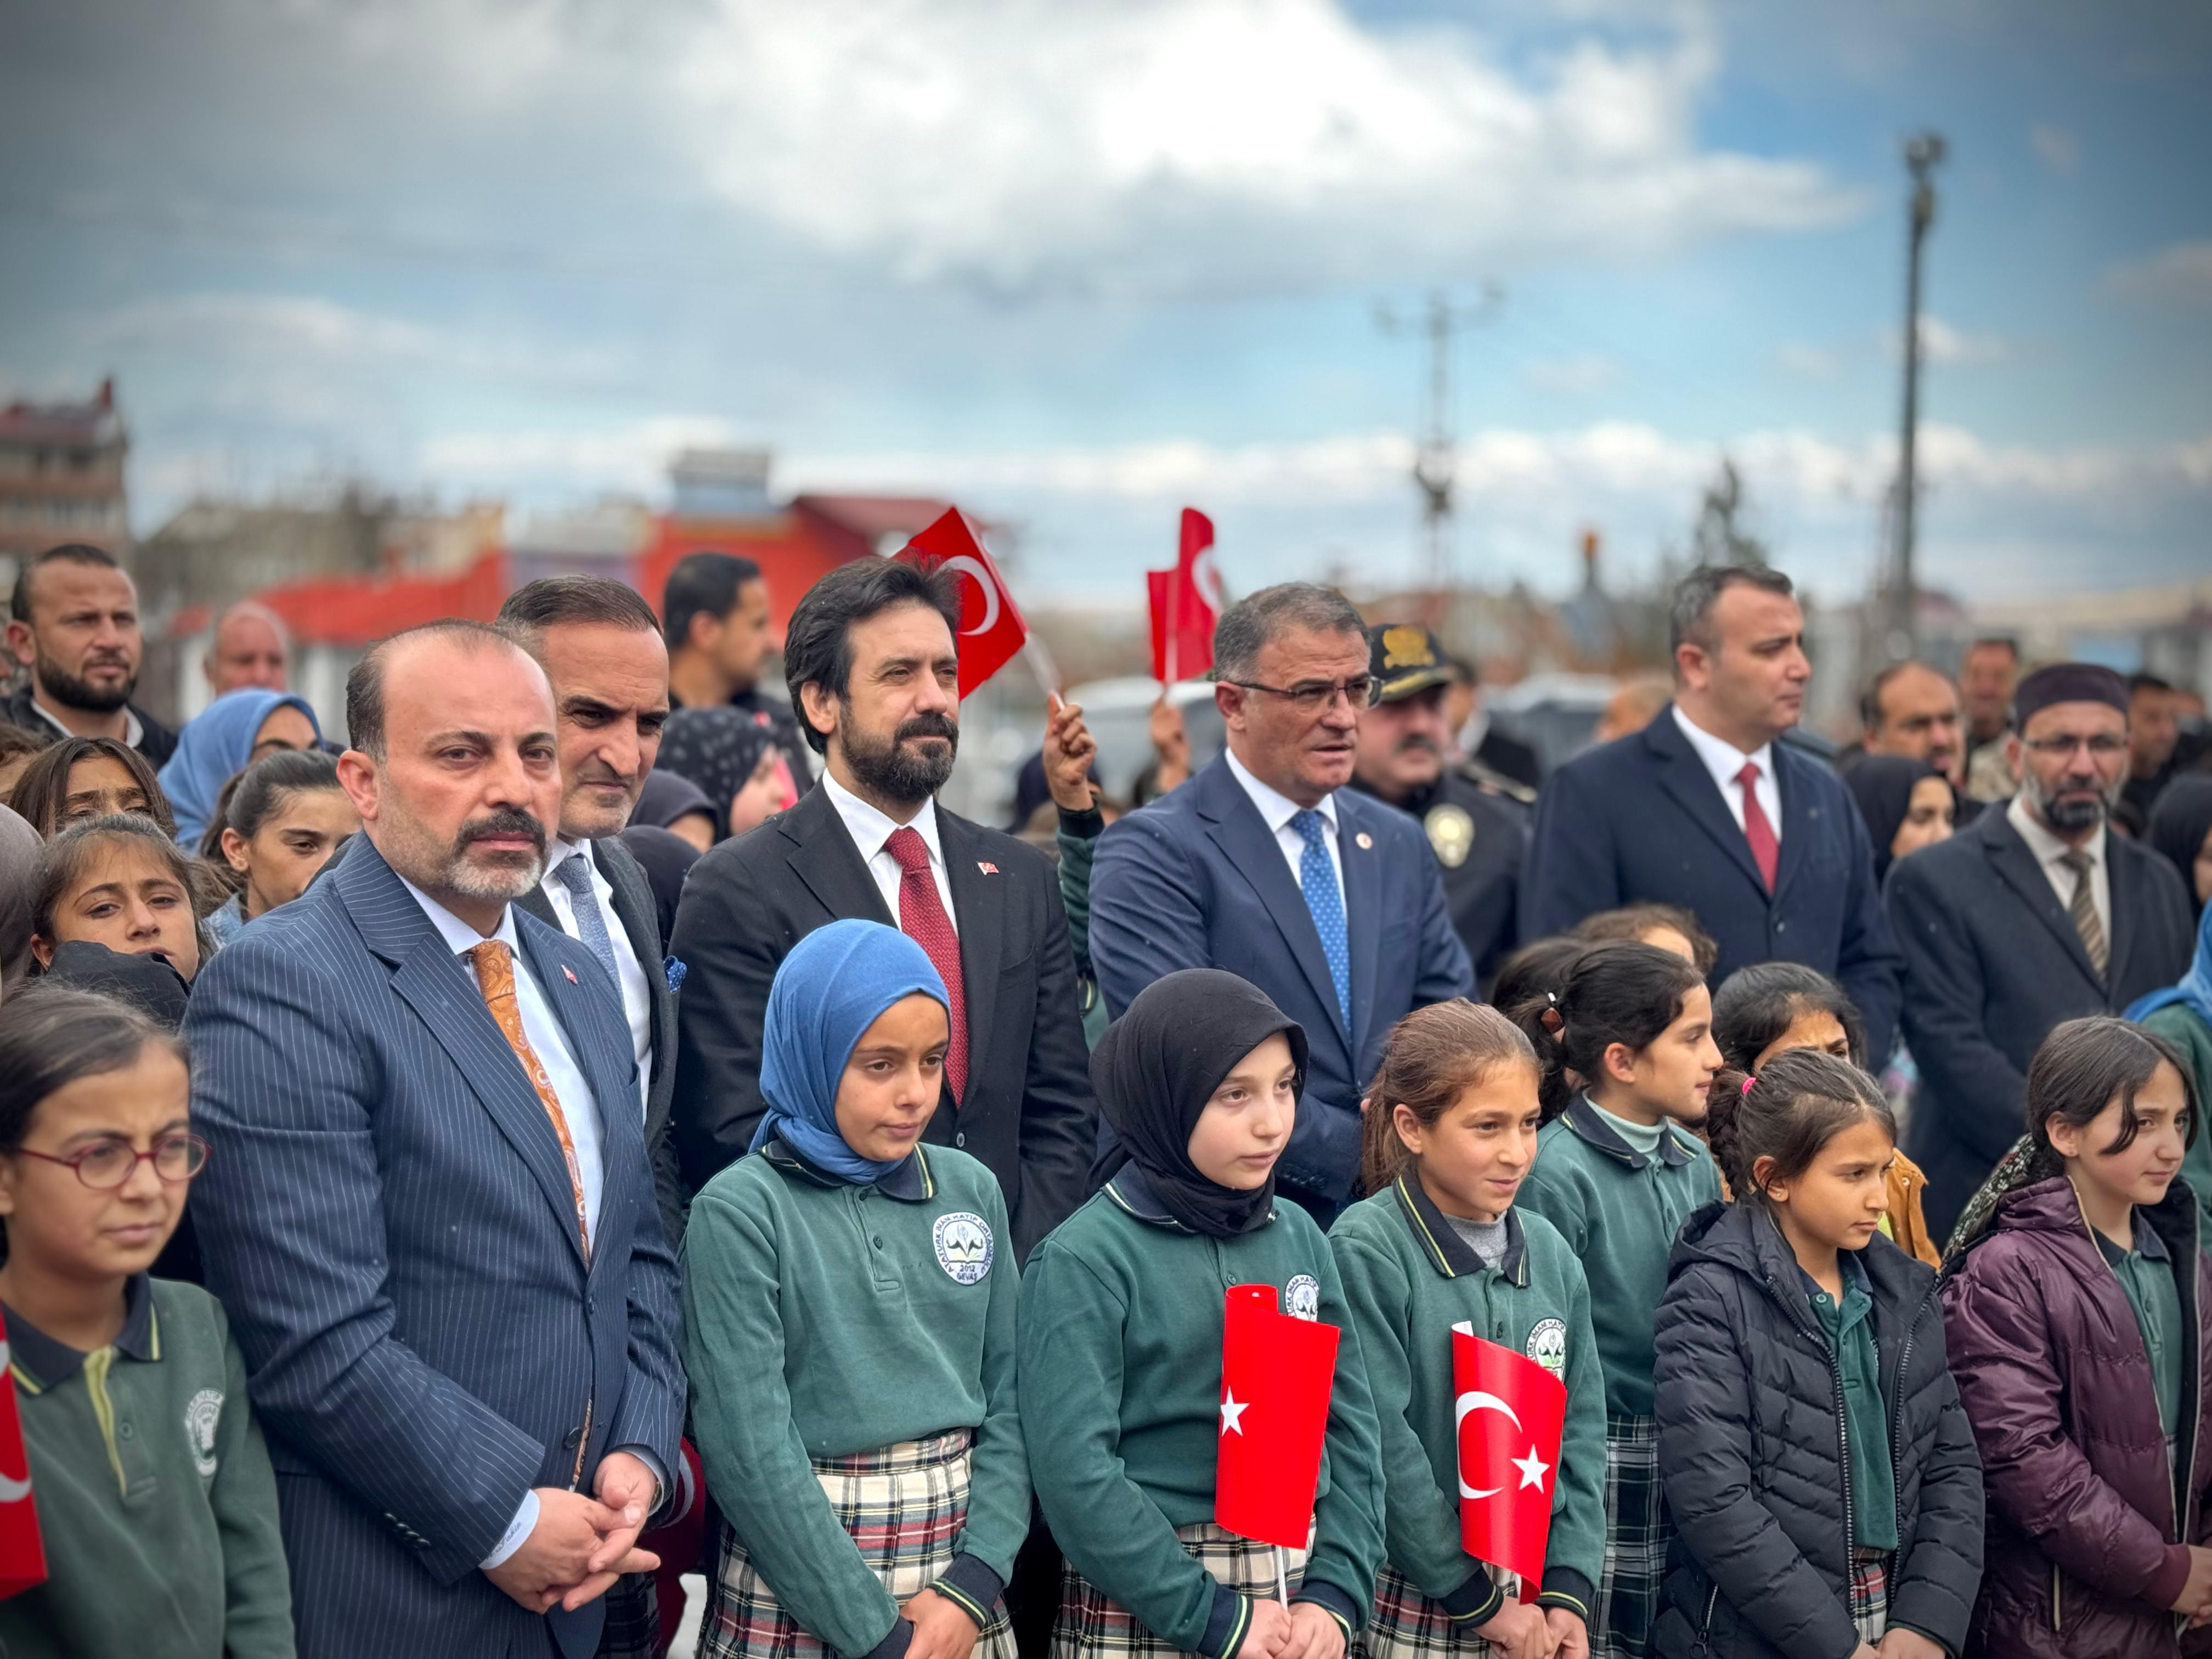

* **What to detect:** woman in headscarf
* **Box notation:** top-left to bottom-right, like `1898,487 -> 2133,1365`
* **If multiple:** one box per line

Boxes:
2147,775 -> 2212,925
1841,753 -> 1956,883
156,687 -> 320,849
2130,883 -> 2212,1235
656,705 -> 798,843
1019,969 -> 1385,1656
630,768 -> 718,854
684,919 -> 1025,1659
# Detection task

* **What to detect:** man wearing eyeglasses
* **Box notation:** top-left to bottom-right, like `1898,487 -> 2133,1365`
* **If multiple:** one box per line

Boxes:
1090,583 -> 1473,1224
1889,661 -> 2195,1238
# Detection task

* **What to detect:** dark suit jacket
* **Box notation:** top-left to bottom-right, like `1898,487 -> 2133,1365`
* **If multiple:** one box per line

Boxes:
1889,805 -> 2195,1240
1088,755 -> 1474,1212
1521,705 -> 1904,1060
184,836 -> 686,1659
669,783 -> 1096,1261
518,835 -> 685,1248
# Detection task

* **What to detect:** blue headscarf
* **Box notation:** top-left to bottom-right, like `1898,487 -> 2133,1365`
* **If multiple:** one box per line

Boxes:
747,919 -> 951,1183
2127,898 -> 2212,1031
159,689 -> 320,849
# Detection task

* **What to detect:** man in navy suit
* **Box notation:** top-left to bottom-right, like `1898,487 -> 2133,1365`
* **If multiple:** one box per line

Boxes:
1090,583 -> 1473,1222
1521,565 -> 1903,1060
185,621 -> 685,1659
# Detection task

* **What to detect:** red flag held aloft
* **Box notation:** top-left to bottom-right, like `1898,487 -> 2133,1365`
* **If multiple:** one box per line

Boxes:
0,1327 -> 48,1600
1453,1322 -> 1566,1598
1147,507 -> 1222,684
891,508 -> 1030,698
1215,1282 -> 1339,1549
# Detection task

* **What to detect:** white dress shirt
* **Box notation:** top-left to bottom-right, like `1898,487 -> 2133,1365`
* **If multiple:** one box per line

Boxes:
26,696 -> 143,749
541,839 -> 653,1121
1226,749 -> 1346,911
2007,793 -> 2111,946
1672,704 -> 1784,843
823,770 -> 958,933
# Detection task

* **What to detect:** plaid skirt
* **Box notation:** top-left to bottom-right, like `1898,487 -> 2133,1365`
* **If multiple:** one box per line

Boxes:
1848,1552 -> 1888,1644
1052,1521 -> 1308,1659
1356,1561 -> 1499,1659
701,1429 -> 1016,1659
1594,1414 -> 1663,1659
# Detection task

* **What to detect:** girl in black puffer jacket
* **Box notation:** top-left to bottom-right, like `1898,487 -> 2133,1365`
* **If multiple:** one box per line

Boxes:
1652,1050 -> 1984,1659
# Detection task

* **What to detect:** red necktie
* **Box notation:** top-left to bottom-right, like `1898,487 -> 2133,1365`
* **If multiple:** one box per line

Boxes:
1735,760 -> 1779,893
884,827 -> 968,1104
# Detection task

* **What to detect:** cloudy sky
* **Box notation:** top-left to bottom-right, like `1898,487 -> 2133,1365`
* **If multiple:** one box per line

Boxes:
2,0 -> 2207,608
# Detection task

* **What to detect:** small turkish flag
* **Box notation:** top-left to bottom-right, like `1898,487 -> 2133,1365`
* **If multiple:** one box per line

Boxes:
1452,1322 -> 1565,1598
893,508 -> 1030,698
0,1328 -> 48,1599
1146,507 -> 1223,685
1216,1282 -> 1339,1549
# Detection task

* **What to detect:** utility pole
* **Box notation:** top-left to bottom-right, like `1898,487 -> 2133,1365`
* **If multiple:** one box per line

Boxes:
1378,284 -> 1502,623
1888,131 -> 1945,659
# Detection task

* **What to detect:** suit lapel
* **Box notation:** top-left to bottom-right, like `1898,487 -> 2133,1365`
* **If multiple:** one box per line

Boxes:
781,788 -> 894,926
515,882 -> 561,934
2103,836 -> 2140,994
1197,760 -> 1347,1043
936,809 -> 1002,1092
594,840 -> 675,1084
1983,812 -> 2103,990
1770,747 -> 1812,906
1645,713 -> 1768,899
1338,796 -> 1381,1057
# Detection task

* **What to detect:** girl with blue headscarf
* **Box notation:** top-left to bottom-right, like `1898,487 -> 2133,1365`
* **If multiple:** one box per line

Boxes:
2130,898 -> 2212,1235
157,688 -> 320,850
685,919 -> 1026,1659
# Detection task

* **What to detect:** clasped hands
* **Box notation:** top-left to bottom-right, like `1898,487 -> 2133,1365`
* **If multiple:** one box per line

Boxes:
483,1451 -> 662,1614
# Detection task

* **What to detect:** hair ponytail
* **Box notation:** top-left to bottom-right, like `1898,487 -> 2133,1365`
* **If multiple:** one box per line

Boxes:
1506,940 -> 1705,1123
1708,1048 -> 1891,1207
1360,1001 -> 1538,1195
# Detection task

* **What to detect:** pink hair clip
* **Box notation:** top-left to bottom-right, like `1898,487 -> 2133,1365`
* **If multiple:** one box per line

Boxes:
1741,1075 -> 1757,1096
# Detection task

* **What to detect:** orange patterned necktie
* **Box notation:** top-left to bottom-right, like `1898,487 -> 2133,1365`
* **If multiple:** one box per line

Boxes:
465,940 -> 591,1260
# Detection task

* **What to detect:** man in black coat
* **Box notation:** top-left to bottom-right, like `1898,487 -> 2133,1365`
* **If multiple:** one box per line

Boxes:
1347,621 -> 1525,992
1522,565 -> 1903,1059
3,542 -> 176,766
1889,662 -> 2196,1240
669,558 -> 1094,1260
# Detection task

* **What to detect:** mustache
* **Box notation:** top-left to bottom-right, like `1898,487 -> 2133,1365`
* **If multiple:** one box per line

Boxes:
1393,732 -> 1441,757
896,714 -> 959,744
457,808 -> 547,854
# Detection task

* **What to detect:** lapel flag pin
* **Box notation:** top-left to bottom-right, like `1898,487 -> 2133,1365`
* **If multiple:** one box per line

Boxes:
1355,832 -> 1374,850
561,965 -> 578,985
977,861 -> 1000,874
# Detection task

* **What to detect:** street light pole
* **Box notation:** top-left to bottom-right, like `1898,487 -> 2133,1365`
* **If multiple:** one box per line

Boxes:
1891,131 -> 1945,658
1378,284 -> 1501,624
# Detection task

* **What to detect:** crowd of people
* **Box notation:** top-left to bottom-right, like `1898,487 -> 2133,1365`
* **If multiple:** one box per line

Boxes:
1,535 -> 2210,1659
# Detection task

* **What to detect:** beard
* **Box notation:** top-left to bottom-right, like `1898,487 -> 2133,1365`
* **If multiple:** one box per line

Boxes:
36,647 -> 136,714
2024,765 -> 2118,834
843,709 -> 958,805
382,798 -> 549,904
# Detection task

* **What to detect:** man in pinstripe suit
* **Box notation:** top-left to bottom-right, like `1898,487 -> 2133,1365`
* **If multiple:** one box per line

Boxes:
184,621 -> 686,1659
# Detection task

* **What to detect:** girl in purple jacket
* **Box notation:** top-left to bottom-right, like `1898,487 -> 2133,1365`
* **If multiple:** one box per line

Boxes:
1943,1016 -> 2212,1657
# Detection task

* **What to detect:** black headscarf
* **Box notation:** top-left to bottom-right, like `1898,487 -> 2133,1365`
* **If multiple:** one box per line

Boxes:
658,707 -> 780,840
1842,754 -> 1940,882
631,766 -> 716,837
2148,776 -> 2212,922
1090,968 -> 1308,1238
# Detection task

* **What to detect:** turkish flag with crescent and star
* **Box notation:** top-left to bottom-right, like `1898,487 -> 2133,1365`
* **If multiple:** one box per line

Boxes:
1146,507 -> 1223,684
0,1326 -> 48,1599
891,507 -> 1031,699
1215,1282 -> 1340,1549
1452,1322 -> 1565,1596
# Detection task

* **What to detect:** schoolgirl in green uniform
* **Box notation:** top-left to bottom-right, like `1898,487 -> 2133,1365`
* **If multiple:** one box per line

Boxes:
1331,1000 -> 1605,1658
684,919 -> 1028,1659
1020,969 -> 1386,1659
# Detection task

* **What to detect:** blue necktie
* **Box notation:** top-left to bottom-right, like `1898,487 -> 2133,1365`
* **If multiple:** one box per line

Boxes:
1289,809 -> 1351,1030
552,851 -> 621,989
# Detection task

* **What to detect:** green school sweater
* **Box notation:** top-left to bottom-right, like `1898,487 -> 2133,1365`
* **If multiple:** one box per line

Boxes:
1804,1252 -> 1898,1551
1019,1170 -> 1387,1659
1516,1096 -> 1722,1419
0,1274 -> 292,1659
684,1142 -> 1027,1655
1329,1179 -> 1606,1627
2097,1215 -> 2186,1453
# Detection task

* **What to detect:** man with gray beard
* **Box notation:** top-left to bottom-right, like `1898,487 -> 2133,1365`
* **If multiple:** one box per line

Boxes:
670,558 -> 1096,1262
1888,662 -> 2195,1239
183,620 -> 685,1659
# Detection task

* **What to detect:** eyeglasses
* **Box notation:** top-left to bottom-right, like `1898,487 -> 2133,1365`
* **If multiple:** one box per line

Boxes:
1224,675 -> 1384,714
14,1133 -> 210,1190
2021,734 -> 2128,758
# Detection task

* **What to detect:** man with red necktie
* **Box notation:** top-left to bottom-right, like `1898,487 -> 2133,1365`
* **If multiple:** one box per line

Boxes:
1522,565 -> 1903,1065
670,557 -> 1096,1262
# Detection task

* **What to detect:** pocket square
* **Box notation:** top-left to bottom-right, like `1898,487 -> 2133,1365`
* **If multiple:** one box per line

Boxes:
664,956 -> 688,994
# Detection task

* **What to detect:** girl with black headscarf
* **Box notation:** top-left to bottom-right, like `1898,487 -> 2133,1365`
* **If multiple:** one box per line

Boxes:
1019,969 -> 1386,1656
1842,754 -> 1957,882
657,706 -> 799,842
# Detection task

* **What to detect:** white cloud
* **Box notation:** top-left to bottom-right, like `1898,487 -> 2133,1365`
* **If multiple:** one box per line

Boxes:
2107,239 -> 2212,307
668,0 -> 1864,295
420,417 -> 752,495
1913,316 -> 2012,366
2029,123 -> 2079,176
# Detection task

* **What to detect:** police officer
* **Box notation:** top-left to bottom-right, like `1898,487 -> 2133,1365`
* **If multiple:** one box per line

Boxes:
1348,622 -> 1529,993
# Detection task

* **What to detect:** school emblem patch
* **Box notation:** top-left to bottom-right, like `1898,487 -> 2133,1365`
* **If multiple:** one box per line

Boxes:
1285,1274 -> 1322,1321
1424,803 -> 1475,870
933,1211 -> 994,1284
1526,1317 -> 1568,1379
185,1388 -> 224,1477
